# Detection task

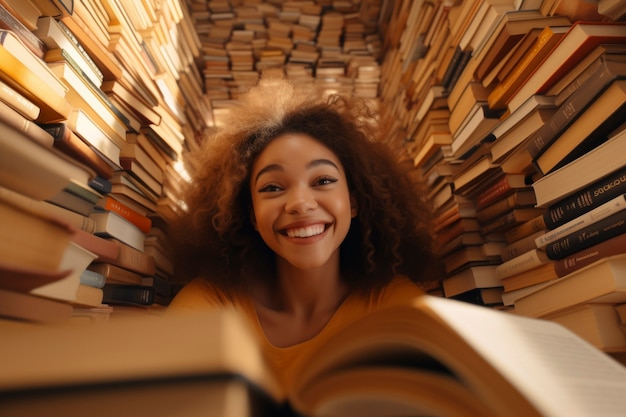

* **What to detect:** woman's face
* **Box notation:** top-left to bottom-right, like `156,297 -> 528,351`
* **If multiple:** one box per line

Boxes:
249,133 -> 356,271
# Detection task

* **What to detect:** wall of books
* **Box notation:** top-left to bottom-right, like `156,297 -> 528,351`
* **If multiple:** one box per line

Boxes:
376,0 -> 626,359
1,0 -> 626,360
0,0 -> 208,321
188,0 -> 386,125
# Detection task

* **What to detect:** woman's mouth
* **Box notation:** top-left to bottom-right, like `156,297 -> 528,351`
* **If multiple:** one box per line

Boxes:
285,224 -> 327,238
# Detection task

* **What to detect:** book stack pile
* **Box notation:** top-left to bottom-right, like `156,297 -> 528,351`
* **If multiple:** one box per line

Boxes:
0,0 -> 206,323
188,0 -> 386,125
377,0 -> 626,354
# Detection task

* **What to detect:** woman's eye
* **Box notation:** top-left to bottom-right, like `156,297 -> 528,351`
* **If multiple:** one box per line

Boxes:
259,184 -> 282,193
315,177 -> 337,186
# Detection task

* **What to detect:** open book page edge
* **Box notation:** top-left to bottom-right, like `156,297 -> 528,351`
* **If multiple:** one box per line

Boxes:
419,295 -> 626,417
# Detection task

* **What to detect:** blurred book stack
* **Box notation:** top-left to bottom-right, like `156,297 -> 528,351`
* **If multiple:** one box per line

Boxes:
188,0 -> 385,125
0,0 -> 207,323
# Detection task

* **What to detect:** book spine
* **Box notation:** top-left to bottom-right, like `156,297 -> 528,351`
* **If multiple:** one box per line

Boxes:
0,4 -> 46,59
526,58 -> 625,160
0,43 -> 72,122
554,232 -> 626,277
487,25 -> 559,110
504,214 -> 546,243
56,19 -> 104,82
97,197 -> 152,234
0,78 -> 39,120
0,100 -> 52,147
536,194 -> 626,248
106,238 -> 156,276
79,269 -> 106,288
476,175 -> 519,209
88,263 -> 144,285
57,49 -> 130,128
501,230 -> 546,262
42,123 -> 115,180
102,284 -> 155,306
545,209 -> 626,260
496,249 -> 549,279
543,166 -> 626,228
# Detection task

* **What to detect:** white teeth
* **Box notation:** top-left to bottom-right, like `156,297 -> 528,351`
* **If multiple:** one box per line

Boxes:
286,224 -> 325,238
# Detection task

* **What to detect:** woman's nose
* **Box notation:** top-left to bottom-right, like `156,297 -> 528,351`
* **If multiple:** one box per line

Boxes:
285,185 -> 318,213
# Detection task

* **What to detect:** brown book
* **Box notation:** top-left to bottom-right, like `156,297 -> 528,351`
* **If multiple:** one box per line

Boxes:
532,129 -> 626,208
526,58 -> 626,162
501,261 -> 557,293
476,189 -> 537,225
0,100 -> 52,147
0,30 -> 71,122
443,244 -> 501,276
475,173 -> 528,210
0,2 -> 45,59
42,122 -> 115,180
104,238 -> 156,277
88,263 -> 144,285
480,208 -> 545,236
474,11 -> 570,81
507,22 -> 626,114
0,78 -> 39,120
101,80 -> 161,126
534,80 -> 626,176
514,253 -> 626,318
71,228 -> 120,264
504,214 -> 547,244
487,25 -> 568,110
0,287 -> 73,323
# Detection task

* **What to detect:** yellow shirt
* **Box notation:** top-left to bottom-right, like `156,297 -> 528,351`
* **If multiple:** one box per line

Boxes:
167,275 -> 424,391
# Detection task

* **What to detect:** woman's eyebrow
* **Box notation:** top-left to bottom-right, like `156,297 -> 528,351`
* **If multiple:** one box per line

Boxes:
307,158 -> 339,171
254,159 -> 340,184
254,164 -> 282,184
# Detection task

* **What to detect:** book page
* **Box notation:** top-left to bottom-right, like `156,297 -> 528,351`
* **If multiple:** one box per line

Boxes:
421,296 -> 626,417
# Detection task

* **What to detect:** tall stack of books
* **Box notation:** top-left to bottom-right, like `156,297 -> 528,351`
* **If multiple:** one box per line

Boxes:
377,0 -> 626,356
0,0 -> 205,323
188,0 -> 385,125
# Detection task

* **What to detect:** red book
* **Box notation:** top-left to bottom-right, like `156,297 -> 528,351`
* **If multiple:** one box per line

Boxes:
96,195 -> 152,234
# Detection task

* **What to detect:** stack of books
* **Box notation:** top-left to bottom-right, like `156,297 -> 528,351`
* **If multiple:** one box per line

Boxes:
189,0 -> 386,125
0,0 -> 205,322
378,0 -> 626,355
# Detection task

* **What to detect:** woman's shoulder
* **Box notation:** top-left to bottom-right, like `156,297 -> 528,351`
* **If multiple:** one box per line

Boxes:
167,278 -> 244,311
369,274 -> 425,308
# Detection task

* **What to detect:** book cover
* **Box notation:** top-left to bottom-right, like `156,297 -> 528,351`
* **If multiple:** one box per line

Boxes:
534,80 -> 626,175
536,194 -> 626,248
532,128 -> 626,208
507,22 -> 626,113
515,254 -> 626,318
42,122 -> 115,180
543,166 -> 626,230
89,211 -> 146,252
526,59 -> 626,162
545,209 -> 626,260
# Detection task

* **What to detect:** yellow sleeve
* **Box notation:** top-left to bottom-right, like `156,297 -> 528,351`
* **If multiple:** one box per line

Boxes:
167,278 -> 233,313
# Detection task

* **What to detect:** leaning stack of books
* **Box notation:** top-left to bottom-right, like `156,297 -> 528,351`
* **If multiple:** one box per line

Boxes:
377,0 -> 626,354
0,0 -> 205,323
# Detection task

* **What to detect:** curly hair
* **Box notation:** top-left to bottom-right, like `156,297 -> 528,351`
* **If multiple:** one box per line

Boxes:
169,77 -> 437,293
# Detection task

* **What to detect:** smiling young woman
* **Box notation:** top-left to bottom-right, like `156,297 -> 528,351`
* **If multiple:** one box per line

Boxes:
167,76 -> 438,390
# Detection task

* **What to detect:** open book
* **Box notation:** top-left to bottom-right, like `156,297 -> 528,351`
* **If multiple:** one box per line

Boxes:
1,295 -> 626,417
